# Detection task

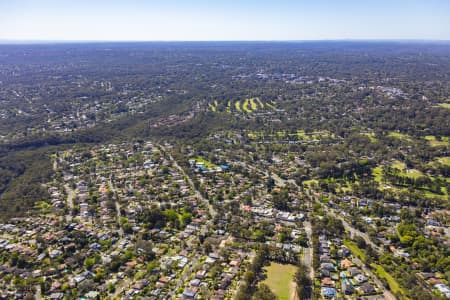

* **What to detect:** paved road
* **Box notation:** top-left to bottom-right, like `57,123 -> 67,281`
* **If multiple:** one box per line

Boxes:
109,179 -> 124,237
270,171 -> 392,299
168,254 -> 201,299
232,252 -> 256,300
156,144 -> 223,299
34,284 -> 42,300
159,144 -> 217,218
324,207 -> 382,253
354,258 -> 397,300
266,170 -> 317,294
52,157 -> 58,172
111,277 -> 131,299
64,184 -> 75,222
266,170 -> 315,286
271,172 -> 286,187
302,220 -> 314,281
303,188 -> 394,299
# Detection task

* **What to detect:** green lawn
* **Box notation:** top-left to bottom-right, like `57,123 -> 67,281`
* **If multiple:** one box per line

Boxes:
372,166 -> 383,183
248,132 -> 257,139
207,98 -> 273,113
247,131 -> 264,140
371,264 -> 407,298
242,98 -> 252,112
297,130 -> 307,140
208,103 -> 217,112
262,262 -> 297,300
388,132 -> 411,141
241,98 -> 264,112
424,135 -> 449,147
362,132 -> 378,142
194,157 -> 217,168
438,103 -> 450,109
377,161 -> 446,199
255,97 -> 265,109
344,239 -> 366,261
34,201 -> 51,213
403,169 -> 423,179
265,102 -> 276,110
235,100 -> 242,112
250,97 -> 259,110
390,161 -> 424,179
277,131 -> 286,138
437,157 -> 450,166
344,182 -> 354,192
423,189 -> 448,200
391,160 -> 406,170
302,179 -> 319,187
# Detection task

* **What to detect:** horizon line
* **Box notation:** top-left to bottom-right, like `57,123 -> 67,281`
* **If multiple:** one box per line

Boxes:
1,38 -> 450,45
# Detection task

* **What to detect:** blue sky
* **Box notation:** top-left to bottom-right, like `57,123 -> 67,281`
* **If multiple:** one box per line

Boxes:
0,0 -> 449,41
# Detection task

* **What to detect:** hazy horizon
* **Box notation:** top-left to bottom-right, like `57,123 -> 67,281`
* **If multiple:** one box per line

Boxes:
1,39 -> 450,44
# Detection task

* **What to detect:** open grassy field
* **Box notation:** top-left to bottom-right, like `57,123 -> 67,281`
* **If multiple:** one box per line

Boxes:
344,239 -> 366,261
391,160 -> 406,170
372,166 -> 383,183
296,130 -> 307,140
208,101 -> 217,112
247,129 -> 333,142
362,132 -> 378,142
265,102 -> 276,110
247,131 -> 264,139
437,157 -> 450,166
276,131 -> 286,138
428,157 -> 450,170
424,135 -> 449,147
242,98 -> 252,112
390,160 -> 424,179
262,262 -> 297,300
388,131 -> 412,141
209,97 -> 275,113
194,157 -> 217,168
255,97 -> 265,109
235,100 -> 242,112
374,163 -> 447,199
424,189 -> 448,200
343,239 -> 409,298
226,101 -> 231,113
338,181 -> 354,193
403,169 -> 424,179
302,179 -> 319,187
438,103 -> 450,109
34,201 -> 52,214
371,264 -> 407,298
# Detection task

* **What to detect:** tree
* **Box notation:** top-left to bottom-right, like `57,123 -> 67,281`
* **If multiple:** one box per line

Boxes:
181,212 -> 192,226
266,177 -> 276,191
295,263 -> 312,300
202,240 -> 212,254
355,236 -> 366,249
273,188 -> 290,211
84,257 -> 95,270
253,284 -> 278,300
